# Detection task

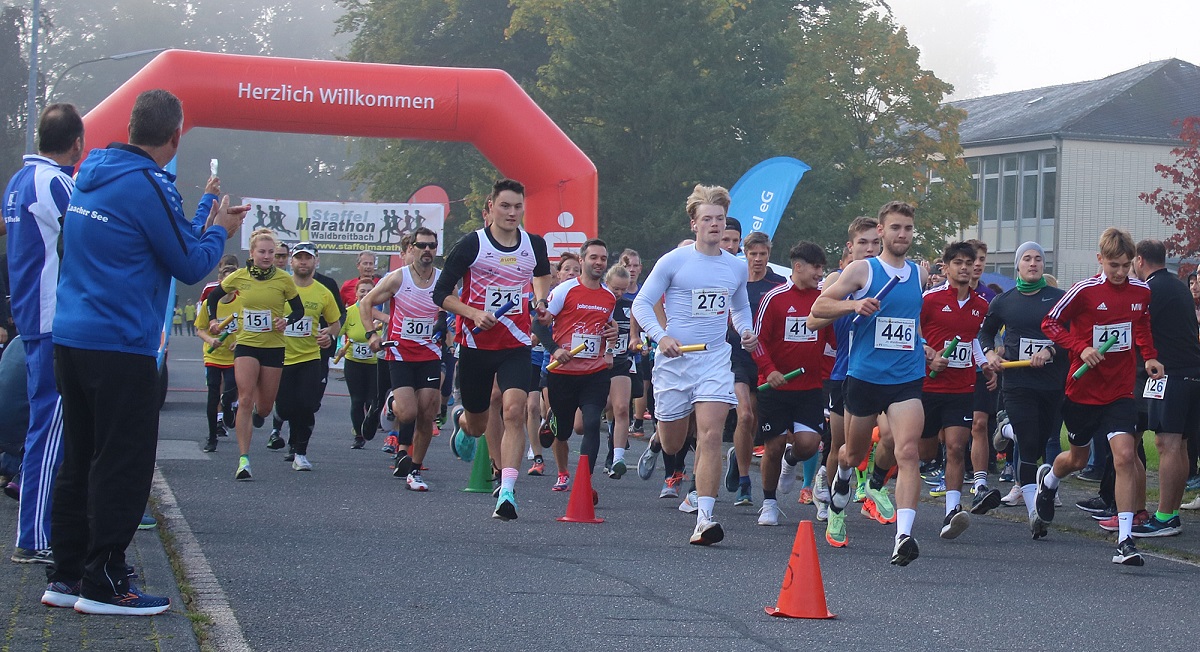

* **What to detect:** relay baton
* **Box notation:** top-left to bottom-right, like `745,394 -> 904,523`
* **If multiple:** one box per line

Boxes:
472,299 -> 517,334
757,368 -> 805,392
1000,360 -> 1033,369
205,314 -> 238,353
679,344 -> 708,353
851,274 -> 901,326
332,341 -> 351,364
1073,334 -> 1119,379
928,335 -> 961,379
546,342 -> 589,371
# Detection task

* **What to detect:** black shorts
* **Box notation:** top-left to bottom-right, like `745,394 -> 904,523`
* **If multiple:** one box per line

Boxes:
636,354 -> 651,378
458,346 -> 532,413
546,371 -> 611,441
920,391 -> 974,439
389,359 -> 442,392
234,344 -> 285,368
1147,375 -> 1200,438
755,388 -> 826,445
825,379 -> 845,416
730,348 -> 758,388
529,364 -> 542,393
973,371 -> 997,415
844,376 -> 923,418
1061,397 -> 1138,447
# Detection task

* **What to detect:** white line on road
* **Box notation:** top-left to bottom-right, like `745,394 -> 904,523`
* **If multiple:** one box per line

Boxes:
152,467 -> 253,652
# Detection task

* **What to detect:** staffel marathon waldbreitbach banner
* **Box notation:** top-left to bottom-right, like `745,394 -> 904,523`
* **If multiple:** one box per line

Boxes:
238,199 -> 446,255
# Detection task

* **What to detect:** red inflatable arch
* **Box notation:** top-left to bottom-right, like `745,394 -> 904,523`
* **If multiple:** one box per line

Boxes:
81,50 -> 597,247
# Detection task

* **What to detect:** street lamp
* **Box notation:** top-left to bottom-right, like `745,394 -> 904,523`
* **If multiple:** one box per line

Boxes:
45,47 -> 168,102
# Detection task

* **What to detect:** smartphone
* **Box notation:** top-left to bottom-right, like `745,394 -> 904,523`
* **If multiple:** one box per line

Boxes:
210,158 -> 219,176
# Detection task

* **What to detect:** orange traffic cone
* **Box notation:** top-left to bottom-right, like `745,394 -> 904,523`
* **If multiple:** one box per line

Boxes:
764,520 -> 835,619
557,455 -> 604,524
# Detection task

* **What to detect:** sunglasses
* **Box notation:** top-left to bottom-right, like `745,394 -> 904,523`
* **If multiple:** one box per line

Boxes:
412,242 -> 437,250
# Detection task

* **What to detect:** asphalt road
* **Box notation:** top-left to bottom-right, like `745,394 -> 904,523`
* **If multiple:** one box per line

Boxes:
158,335 -> 1200,651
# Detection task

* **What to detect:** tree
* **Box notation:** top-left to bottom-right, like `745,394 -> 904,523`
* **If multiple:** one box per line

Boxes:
1140,116 -> 1200,259
0,4 -> 34,181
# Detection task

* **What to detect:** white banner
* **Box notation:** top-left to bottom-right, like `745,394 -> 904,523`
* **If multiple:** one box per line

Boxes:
239,199 -> 445,254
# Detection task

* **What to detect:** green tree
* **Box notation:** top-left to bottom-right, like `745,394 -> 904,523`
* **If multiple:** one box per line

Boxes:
772,0 -> 974,260
0,4 -> 34,181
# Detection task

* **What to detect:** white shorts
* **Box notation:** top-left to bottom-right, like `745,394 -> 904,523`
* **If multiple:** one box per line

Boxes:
652,342 -> 736,422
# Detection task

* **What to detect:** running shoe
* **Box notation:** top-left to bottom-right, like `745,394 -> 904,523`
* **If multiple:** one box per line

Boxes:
292,454 -> 313,471
453,431 -> 476,463
11,548 -> 52,564
406,471 -> 429,492
1034,464 -> 1056,523
541,414 -> 558,449
610,459 -> 627,480
493,489 -> 518,521
689,511 -> 724,545
890,534 -> 919,566
1076,496 -> 1110,514
860,498 -> 880,522
919,461 -> 942,484
1112,537 -> 1145,566
679,490 -> 699,514
757,501 -> 784,526
74,586 -> 170,616
203,438 -> 218,453
222,406 -> 236,430
813,467 -> 830,518
940,505 -> 970,539
660,472 -> 682,498
1131,514 -> 1181,538
552,473 -> 570,492
824,510 -> 847,547
853,474 -> 867,503
1183,496 -> 1200,510
393,452 -> 414,478
1089,504 -> 1117,520
815,499 -> 829,522
734,485 -> 753,507
638,436 -> 659,480
830,474 -> 852,512
351,437 -> 365,450
628,425 -> 645,439
865,485 -> 896,523
382,434 -> 399,455
778,452 -> 798,495
798,487 -> 814,505
992,409 -> 1011,451
1098,510 -> 1150,532
41,580 -> 80,608
969,486 -> 1002,515
252,408 -> 265,429
139,513 -> 157,530
235,456 -> 252,481
999,463 -> 1015,483
448,406 -> 466,454
922,468 -> 944,486
1030,513 -> 1049,540
1188,475 -> 1200,491
1075,466 -> 1103,483
266,430 -> 285,450
752,445 -> 765,458
1001,484 -> 1024,506
724,447 -> 739,493
527,458 -> 545,476
929,479 -> 947,498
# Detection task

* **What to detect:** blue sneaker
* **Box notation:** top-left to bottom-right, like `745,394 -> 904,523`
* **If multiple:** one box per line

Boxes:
734,484 -> 753,507
41,580 -> 80,608
454,431 -> 476,463
724,447 -> 739,492
138,513 -> 157,530
74,586 -> 170,616
493,488 -> 518,521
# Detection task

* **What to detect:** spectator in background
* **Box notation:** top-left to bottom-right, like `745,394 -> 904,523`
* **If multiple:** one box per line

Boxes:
340,249 -> 380,306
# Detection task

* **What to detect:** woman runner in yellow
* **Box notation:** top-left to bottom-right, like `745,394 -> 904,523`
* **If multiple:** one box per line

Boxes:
196,263 -> 241,453
206,228 -> 303,480
343,278 -> 388,450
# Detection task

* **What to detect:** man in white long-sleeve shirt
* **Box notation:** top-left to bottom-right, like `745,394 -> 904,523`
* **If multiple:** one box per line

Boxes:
631,184 -> 757,545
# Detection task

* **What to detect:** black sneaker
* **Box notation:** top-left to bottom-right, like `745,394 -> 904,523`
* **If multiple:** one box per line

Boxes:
393,453 -> 414,478
252,409 -> 265,429
1034,464 -> 1057,523
266,430 -> 286,450
41,580 -> 80,608
969,486 -> 1002,515
538,416 -> 555,449
1075,467 -> 1103,483
361,404 -> 381,442
351,437 -> 365,450
889,534 -> 919,566
75,586 -> 170,616
1075,496 -> 1110,514
1089,505 -> 1117,520
940,505 -> 970,539
1131,514 -> 1182,538
202,438 -> 217,453
11,548 -> 53,564
1112,537 -> 1145,566
222,406 -> 236,430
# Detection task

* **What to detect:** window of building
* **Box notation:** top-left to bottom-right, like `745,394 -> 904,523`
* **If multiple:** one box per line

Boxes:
967,149 -> 1058,250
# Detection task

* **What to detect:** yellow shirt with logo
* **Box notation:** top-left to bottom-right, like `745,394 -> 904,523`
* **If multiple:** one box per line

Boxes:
196,295 -> 240,367
284,281 -> 341,366
342,301 -> 378,366
220,268 -> 299,350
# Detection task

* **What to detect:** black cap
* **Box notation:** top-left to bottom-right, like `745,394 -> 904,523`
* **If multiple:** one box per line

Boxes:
291,241 -> 318,257
724,217 -> 742,235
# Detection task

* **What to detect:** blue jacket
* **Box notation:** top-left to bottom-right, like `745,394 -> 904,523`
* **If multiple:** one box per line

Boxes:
53,144 -> 227,357
3,155 -> 74,339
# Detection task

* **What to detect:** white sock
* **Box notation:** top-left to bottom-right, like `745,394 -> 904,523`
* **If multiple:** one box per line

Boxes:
1043,469 -> 1061,490
896,508 -> 916,538
500,467 -> 518,492
836,464 -> 853,483
1022,484 -> 1037,517
973,471 -> 987,491
613,448 -> 625,463
946,490 -> 962,514
697,495 -> 716,517
1118,511 -> 1133,541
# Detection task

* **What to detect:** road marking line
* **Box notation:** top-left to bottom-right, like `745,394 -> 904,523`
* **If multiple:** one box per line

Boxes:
152,467 -> 253,652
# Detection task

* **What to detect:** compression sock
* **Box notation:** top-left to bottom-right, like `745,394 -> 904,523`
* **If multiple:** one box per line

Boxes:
500,468 -> 518,492
870,464 -> 891,491
802,453 -> 819,488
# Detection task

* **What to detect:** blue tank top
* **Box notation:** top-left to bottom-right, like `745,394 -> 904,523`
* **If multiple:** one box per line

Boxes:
846,257 -> 925,385
829,268 -> 852,381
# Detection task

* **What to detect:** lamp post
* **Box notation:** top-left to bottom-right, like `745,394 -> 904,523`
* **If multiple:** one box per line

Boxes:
45,47 -> 168,103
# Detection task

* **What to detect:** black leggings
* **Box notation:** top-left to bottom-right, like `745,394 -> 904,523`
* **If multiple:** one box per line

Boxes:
275,359 -> 327,455
1005,387 -> 1063,486
205,366 -> 236,437
547,371 -> 609,474
343,360 -> 377,439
